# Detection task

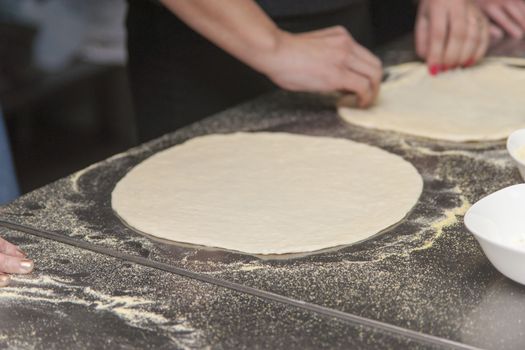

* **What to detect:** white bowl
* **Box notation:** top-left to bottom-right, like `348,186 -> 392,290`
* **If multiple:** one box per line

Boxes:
464,184 -> 525,285
507,129 -> 525,181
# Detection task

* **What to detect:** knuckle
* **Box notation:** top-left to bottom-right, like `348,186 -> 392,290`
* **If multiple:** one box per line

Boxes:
355,78 -> 369,94
433,27 -> 446,41
442,54 -> 454,65
333,25 -> 349,35
466,28 -> 481,41
0,275 -> 10,287
0,255 -> 8,272
334,50 -> 348,64
327,72 -> 342,90
334,35 -> 351,47
416,43 -> 427,58
456,29 -> 468,42
374,71 -> 382,84
366,77 -> 374,92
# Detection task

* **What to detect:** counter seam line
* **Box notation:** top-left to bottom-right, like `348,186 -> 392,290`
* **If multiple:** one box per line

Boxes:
0,219 -> 483,350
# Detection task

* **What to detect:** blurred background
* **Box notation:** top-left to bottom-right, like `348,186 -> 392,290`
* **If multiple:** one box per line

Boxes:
0,0 -> 416,196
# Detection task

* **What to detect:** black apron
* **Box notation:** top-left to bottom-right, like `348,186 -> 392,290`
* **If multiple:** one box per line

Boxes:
126,0 -> 373,142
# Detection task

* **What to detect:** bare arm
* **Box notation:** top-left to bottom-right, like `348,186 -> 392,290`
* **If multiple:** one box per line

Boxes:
160,0 -> 280,74
159,0 -> 382,107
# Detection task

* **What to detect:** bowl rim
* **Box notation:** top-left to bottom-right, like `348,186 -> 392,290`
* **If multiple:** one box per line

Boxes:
464,183 -> 525,254
507,129 -> 525,167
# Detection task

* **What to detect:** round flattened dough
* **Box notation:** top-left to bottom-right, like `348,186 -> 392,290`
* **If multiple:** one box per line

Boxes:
338,61 -> 525,141
112,132 -> 423,255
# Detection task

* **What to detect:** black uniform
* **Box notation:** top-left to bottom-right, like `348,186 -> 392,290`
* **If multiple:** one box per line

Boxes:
126,0 -> 373,142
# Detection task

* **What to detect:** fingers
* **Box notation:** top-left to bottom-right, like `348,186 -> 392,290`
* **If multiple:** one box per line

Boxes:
0,236 -> 26,258
443,5 -> 468,67
489,23 -> 505,40
485,3 -> 524,38
323,29 -> 381,106
323,28 -> 382,71
352,44 -> 382,70
268,25 -> 381,103
0,233 -> 33,287
346,53 -> 382,98
517,0 -> 525,23
465,4 -> 489,65
0,274 -> 9,287
473,15 -> 490,63
419,0 -> 489,73
458,15 -> 481,67
415,14 -> 430,59
447,3 -> 491,68
503,0 -> 525,34
341,40 -> 381,106
338,70 -> 375,108
0,253 -> 33,275
427,3 -> 448,69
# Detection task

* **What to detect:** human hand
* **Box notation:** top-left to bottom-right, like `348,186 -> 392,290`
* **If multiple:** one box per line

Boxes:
0,236 -> 33,287
159,1 -> 381,107
415,0 -> 490,74
260,26 -> 383,108
475,0 -> 525,39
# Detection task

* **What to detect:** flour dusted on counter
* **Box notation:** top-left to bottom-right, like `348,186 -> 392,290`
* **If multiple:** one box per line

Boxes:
338,60 -> 525,141
112,132 -> 423,255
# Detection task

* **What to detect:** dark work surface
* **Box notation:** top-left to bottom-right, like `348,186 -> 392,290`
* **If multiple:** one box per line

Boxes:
0,227 -> 444,350
2,40 -> 525,349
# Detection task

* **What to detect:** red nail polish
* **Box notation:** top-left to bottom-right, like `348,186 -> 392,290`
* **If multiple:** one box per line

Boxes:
429,65 -> 440,76
441,65 -> 448,72
465,58 -> 475,67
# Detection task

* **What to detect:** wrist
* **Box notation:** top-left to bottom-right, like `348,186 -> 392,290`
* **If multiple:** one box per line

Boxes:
246,28 -> 290,77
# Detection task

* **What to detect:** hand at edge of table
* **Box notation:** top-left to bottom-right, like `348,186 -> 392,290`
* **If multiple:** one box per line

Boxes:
0,235 -> 33,287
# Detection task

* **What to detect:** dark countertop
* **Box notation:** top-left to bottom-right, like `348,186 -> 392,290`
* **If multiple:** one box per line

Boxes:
2,38 -> 525,349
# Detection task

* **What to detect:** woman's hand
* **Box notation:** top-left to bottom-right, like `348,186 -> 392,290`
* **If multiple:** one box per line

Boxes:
475,0 -> 525,39
415,0 -> 490,74
160,1 -> 382,107
261,26 -> 383,108
0,236 -> 33,287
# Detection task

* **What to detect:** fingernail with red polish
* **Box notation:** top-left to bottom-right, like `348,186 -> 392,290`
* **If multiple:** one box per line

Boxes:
441,65 -> 449,72
429,65 -> 440,76
465,58 -> 475,67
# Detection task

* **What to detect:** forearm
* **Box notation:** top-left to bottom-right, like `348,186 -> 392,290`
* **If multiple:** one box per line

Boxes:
157,0 -> 382,106
159,0 -> 282,73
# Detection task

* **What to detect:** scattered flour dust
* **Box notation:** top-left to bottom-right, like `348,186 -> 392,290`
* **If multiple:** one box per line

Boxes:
70,162 -> 101,193
411,194 -> 471,253
70,151 -> 131,193
238,265 -> 264,272
398,139 -> 512,169
360,188 -> 471,263
0,274 -> 202,347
